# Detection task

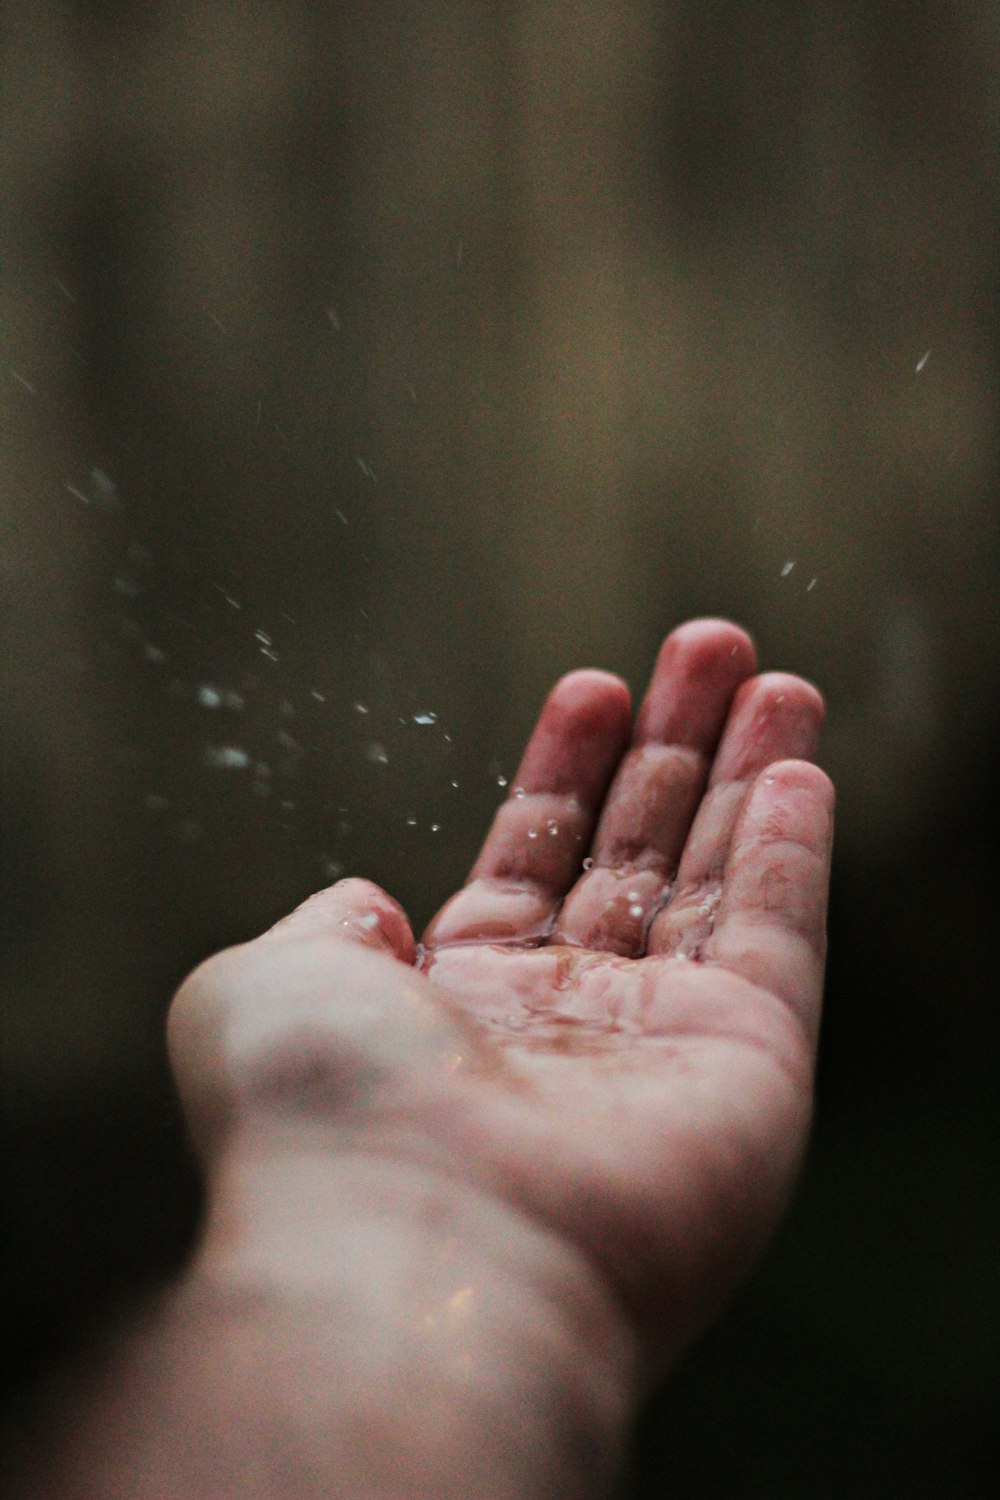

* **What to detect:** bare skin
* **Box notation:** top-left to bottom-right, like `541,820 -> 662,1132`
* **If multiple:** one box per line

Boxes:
10,620 -> 833,1499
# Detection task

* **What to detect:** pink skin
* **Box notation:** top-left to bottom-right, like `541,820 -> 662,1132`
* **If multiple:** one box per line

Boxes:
172,620 -> 832,1372
4,625 -> 833,1500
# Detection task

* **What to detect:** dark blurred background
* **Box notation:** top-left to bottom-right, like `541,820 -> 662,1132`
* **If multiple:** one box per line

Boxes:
2,2 -> 997,1494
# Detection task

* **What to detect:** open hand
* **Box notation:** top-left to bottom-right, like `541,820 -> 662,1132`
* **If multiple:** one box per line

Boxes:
170,619 -> 833,1392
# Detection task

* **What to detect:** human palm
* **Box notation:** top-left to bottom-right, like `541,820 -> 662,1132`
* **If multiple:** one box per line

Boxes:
172,619 -> 832,1379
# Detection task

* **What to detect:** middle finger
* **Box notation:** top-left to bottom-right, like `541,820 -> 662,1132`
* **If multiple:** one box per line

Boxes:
553,619 -> 757,955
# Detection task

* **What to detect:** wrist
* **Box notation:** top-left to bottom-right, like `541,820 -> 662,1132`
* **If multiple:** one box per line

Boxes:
190,1136 -> 639,1498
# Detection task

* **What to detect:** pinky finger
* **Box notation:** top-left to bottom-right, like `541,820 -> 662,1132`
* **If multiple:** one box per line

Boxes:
705,761 -> 834,1048
265,877 -> 417,964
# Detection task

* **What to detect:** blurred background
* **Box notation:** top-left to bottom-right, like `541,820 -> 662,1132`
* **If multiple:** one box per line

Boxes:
2,2 -> 997,1493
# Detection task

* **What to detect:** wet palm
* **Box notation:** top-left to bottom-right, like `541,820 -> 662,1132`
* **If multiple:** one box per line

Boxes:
333,620 -> 832,1368
29,619 -> 834,1499
408,621 -> 831,1365
174,620 -> 833,1377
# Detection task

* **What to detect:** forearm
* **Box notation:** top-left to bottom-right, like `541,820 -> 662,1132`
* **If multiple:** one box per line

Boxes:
7,1146 -> 638,1500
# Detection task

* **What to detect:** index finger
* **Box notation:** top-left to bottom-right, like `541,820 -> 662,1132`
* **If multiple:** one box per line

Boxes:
422,669 -> 632,948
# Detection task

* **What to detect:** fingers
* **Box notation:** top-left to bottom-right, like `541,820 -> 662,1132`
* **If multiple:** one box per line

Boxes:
266,877 -> 417,964
423,670 -> 632,947
703,760 -> 835,1045
422,620 -> 826,970
631,619 -> 758,748
647,673 -> 824,958
554,620 -> 757,955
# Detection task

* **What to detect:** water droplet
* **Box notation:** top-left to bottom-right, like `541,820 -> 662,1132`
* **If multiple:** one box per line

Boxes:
311,689 -> 327,702
204,745 -> 251,770
430,823 -> 441,833
582,856 -> 594,870
254,629 -> 272,646
91,469 -> 118,509
354,702 -> 369,714
780,560 -> 795,578
915,349 -> 931,373
405,816 -> 418,827
366,741 -> 389,764
629,904 -> 643,919
806,577 -> 818,592
358,912 -> 379,930
527,829 -> 538,840
513,785 -> 527,799
197,685 -> 223,709
9,368 -> 37,396
413,711 -> 438,725
496,775 -> 508,787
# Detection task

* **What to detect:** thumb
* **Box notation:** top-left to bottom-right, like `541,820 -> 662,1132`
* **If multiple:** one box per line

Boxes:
264,876 -> 417,963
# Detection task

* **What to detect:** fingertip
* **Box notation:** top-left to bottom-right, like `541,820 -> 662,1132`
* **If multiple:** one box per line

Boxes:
515,668 -> 633,801
748,671 -> 826,721
664,618 -> 758,674
743,758 -> 836,853
266,877 -> 417,963
637,619 -> 758,748
755,758 -> 834,800
331,875 -> 398,907
711,673 -> 826,784
761,756 -> 833,792
547,668 -> 633,723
